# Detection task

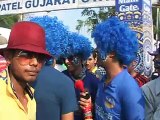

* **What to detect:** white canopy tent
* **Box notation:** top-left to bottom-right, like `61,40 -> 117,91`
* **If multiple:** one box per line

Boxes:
0,27 -> 11,49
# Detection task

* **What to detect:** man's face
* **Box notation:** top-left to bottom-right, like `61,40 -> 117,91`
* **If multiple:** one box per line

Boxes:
101,53 -> 120,70
101,55 -> 111,70
86,54 -> 97,72
64,55 -> 82,73
7,50 -> 46,83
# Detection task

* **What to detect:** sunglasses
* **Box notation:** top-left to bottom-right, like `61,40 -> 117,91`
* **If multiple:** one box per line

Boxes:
65,56 -> 81,65
15,50 -> 47,66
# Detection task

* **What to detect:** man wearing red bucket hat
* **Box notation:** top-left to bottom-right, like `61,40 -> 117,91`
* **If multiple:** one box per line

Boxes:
142,43 -> 160,120
0,21 -> 51,120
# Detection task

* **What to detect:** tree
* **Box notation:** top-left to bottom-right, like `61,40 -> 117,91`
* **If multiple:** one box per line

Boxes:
76,7 -> 115,33
0,15 -> 19,28
152,7 -> 160,41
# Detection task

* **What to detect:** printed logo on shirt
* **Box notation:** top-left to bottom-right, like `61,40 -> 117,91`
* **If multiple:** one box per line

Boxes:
105,97 -> 115,109
95,103 -> 113,120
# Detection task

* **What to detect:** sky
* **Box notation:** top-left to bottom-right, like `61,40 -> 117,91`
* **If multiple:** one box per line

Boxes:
24,8 -> 98,47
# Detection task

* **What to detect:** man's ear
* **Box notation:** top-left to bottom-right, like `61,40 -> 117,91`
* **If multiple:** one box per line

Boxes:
94,57 -> 97,64
108,52 -> 119,63
108,52 -> 116,58
132,61 -> 137,67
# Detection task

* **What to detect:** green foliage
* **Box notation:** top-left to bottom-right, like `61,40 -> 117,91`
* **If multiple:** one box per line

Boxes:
152,7 -> 160,40
152,7 -> 157,26
76,7 -> 158,40
76,7 -> 115,32
0,15 -> 19,28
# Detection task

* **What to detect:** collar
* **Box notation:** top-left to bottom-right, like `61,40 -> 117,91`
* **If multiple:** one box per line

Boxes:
5,69 -> 34,100
92,66 -> 98,73
0,69 -> 7,80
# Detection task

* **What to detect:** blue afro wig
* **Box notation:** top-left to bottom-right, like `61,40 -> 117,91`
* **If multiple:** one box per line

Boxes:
29,16 -> 69,58
92,16 -> 139,65
67,32 -> 92,60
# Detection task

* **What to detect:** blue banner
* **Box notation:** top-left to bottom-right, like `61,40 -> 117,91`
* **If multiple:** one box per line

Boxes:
116,0 -> 153,76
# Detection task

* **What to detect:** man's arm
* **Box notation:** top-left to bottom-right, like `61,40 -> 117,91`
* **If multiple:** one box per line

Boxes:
142,84 -> 155,120
61,112 -> 74,120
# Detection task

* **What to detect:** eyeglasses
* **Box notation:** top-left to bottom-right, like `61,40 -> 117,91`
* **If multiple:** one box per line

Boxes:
15,50 -> 47,66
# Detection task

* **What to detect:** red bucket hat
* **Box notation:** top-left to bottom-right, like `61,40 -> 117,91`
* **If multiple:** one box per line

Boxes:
7,21 -> 51,57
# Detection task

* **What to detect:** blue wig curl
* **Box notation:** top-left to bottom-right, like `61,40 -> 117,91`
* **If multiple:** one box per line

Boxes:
92,16 -> 139,65
67,32 -> 92,60
29,16 -> 69,58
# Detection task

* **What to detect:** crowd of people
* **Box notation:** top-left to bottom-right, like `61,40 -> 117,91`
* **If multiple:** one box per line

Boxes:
0,15 -> 159,120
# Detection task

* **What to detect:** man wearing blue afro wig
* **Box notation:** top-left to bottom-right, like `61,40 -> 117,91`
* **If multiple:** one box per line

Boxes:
29,16 -> 78,120
30,16 -> 69,71
91,16 -> 144,120
62,32 -> 100,120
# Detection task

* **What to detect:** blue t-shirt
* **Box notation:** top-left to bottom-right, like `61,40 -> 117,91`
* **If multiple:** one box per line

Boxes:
63,70 -> 100,120
33,66 -> 78,120
95,69 -> 144,120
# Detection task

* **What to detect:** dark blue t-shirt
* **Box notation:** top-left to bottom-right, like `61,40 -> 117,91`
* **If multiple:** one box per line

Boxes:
95,69 -> 144,120
63,70 -> 100,120
33,66 -> 77,120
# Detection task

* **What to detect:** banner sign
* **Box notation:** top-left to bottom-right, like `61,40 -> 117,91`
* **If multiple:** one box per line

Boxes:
0,0 -> 115,15
116,0 -> 153,76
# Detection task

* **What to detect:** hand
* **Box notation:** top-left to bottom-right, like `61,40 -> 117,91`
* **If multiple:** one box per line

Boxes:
79,92 -> 92,110
79,92 -> 93,120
